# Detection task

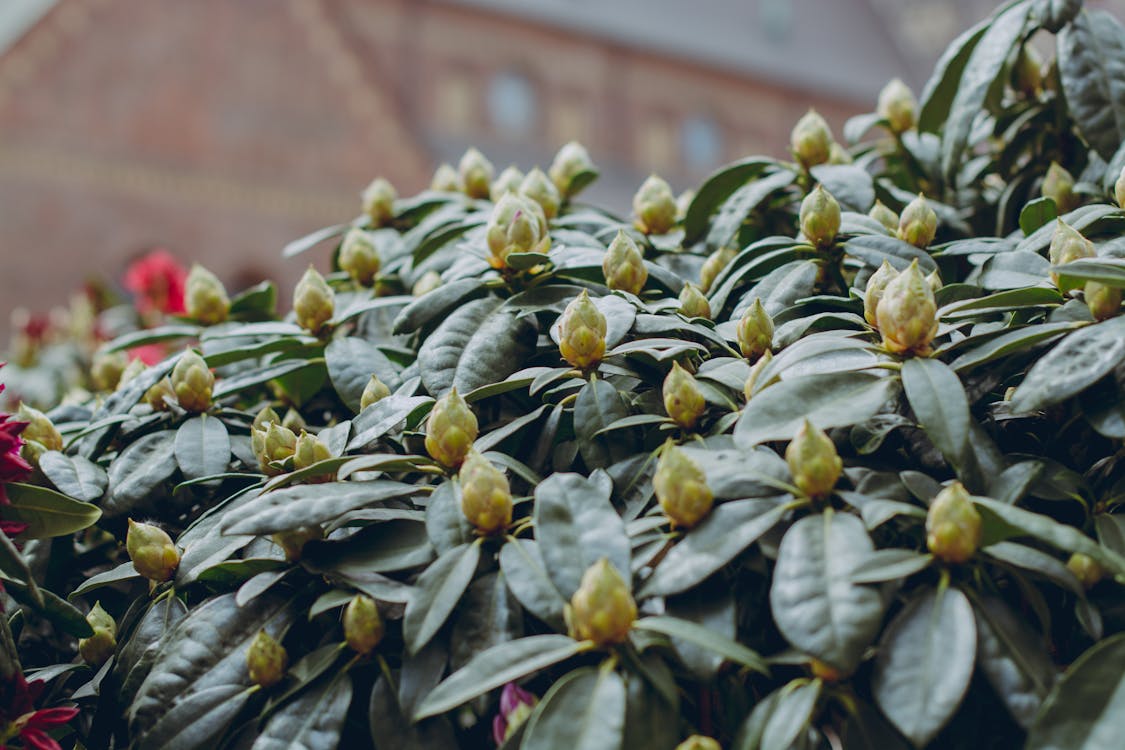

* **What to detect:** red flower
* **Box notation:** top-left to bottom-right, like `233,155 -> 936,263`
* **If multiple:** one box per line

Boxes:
127,344 -> 167,366
124,249 -> 187,316
492,683 -> 537,746
0,671 -> 78,750
0,372 -> 31,508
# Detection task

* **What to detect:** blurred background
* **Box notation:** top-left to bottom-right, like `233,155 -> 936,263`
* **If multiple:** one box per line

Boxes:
1,0 -> 1124,337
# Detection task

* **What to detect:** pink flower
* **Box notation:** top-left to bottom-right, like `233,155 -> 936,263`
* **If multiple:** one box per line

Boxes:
124,249 -> 187,316
0,370 -> 31,507
492,683 -> 537,746
127,344 -> 167,366
0,671 -> 79,750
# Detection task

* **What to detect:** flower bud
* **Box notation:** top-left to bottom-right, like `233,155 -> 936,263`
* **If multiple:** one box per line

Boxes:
810,658 -> 847,682
459,147 -> 494,200
868,200 -> 899,233
876,260 -> 938,354
78,601 -> 117,667
549,141 -> 595,198
271,525 -> 322,561
250,405 -> 279,457
678,282 -> 711,319
126,519 -> 180,582
412,270 -> 443,297
1041,162 -> 1078,214
675,736 -> 721,750
257,422 -> 298,474
799,185 -> 841,249
247,630 -> 287,688
17,403 -> 63,455
520,167 -> 561,220
633,175 -> 678,235
743,349 -> 773,401
926,269 -> 943,293
791,109 -> 832,169
170,349 -> 214,413
1086,281 -> 1122,321
653,441 -> 713,528
425,388 -> 479,469
558,290 -> 608,371
1013,44 -> 1043,97
925,482 -> 981,564
431,163 -> 462,192
487,194 -> 550,269
864,260 -> 900,327
602,230 -> 648,295
343,594 -> 384,655
459,449 -> 513,534
493,683 -> 537,746
897,194 -> 938,248
91,350 -> 128,391
1049,220 -> 1096,293
876,78 -> 917,134
736,298 -> 773,361
361,177 -> 397,227
700,247 -> 737,293
564,558 -> 636,646
360,374 -> 392,410
185,264 -> 230,325
1115,165 -> 1125,209
785,419 -> 842,499
144,377 -> 176,411
117,357 -> 147,390
293,266 -> 335,334
338,229 -> 382,286
1066,553 -> 1104,589
281,408 -> 306,434
490,165 -> 524,202
292,430 -> 331,472
663,362 -> 706,430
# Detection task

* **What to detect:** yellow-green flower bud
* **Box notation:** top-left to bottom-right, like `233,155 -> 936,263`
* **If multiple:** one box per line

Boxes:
1049,220 -> 1096,293
250,405 -> 279,456
412,270 -> 443,297
144,377 -> 176,411
343,594 -> 384,655
736,298 -> 773,361
360,375 -> 391,410
431,163 -> 461,193
458,449 -> 513,534
1041,162 -> 1078,214
925,482 -> 981,564
675,736 -> 722,750
799,184 -> 841,249
676,189 -> 695,221
869,200 -> 899,233
1086,281 -> 1122,321
126,519 -> 180,582
361,177 -> 397,227
663,362 -> 706,430
271,525 -> 322,561
678,282 -> 711,319
459,147 -> 495,200
785,419 -> 842,499
876,260 -> 938,354
281,408 -> 306,434
1066,553 -> 1104,589
170,349 -> 214,413
486,194 -> 550,269
117,357 -> 147,391
292,430 -> 331,472
1013,44 -> 1043,97
91,350 -> 128,391
293,266 -> 335,334
791,109 -> 832,169
558,290 -> 607,371
632,174 -> 678,235
247,630 -> 287,688
338,229 -> 382,287
257,422 -> 298,474
17,403 -> 63,455
602,230 -> 648,295
425,388 -> 479,469
78,601 -> 117,667
926,269 -> 943,293
700,247 -> 737,293
1115,165 -> 1125,209
829,142 -> 853,165
877,78 -> 917,134
743,349 -> 773,401
520,167 -> 561,220
185,264 -> 230,325
653,441 -> 713,528
490,165 -> 525,202
549,141 -> 595,198
897,194 -> 938,248
864,260 -> 900,327
564,558 -> 636,646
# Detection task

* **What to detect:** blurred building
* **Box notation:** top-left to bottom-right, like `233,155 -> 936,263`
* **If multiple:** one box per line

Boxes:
2,0 -> 1118,328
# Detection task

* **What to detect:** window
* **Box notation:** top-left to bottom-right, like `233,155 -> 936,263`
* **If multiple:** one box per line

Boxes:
680,115 -> 724,173
487,70 -> 537,136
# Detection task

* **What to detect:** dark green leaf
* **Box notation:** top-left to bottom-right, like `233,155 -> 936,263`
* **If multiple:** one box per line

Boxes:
2,579 -> 91,637
103,430 -> 179,517
499,539 -> 567,630
251,674 -> 352,750
221,480 -> 420,535
810,164 -> 874,212
1058,11 -> 1125,160
2,482 -> 102,538
684,157 -> 775,243
918,18 -> 988,132
845,235 -> 937,273
1020,197 -> 1058,236
174,415 -> 231,481
849,549 -> 934,584
37,451 -> 107,503
761,679 -> 822,750
574,379 -> 634,470
326,337 -> 402,413
706,170 -> 797,251
404,541 -> 481,654
901,358 -> 974,487
971,594 -> 1056,729
521,667 -> 626,750
634,616 -> 768,674
1010,317 -> 1125,412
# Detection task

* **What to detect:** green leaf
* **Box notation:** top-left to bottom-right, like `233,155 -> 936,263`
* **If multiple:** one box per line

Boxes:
414,634 -> 586,720
302,519 -> 432,578
326,337 -> 402,413
220,480 -> 420,535
971,594 -> 1056,729
683,157 -> 775,243
849,549 -> 934,584
901,358 -> 975,487
1026,632 -> 1125,750
1051,257 -> 1125,288
0,532 -> 38,604
370,676 -> 458,750
174,415 -> 231,481
705,169 -> 797,251
949,322 -> 1074,372
634,616 -> 768,674
101,323 -> 202,354
918,17 -> 988,132
1020,197 -> 1059,236
37,451 -> 107,503
424,480 -> 474,555
451,572 -> 524,671
810,164 -> 874,212
228,280 -> 277,318
499,539 -> 567,630
1058,10 -> 1125,160
844,235 -> 938,273
1,578 -> 92,637
251,674 -> 352,750
282,222 -> 350,258
761,679 -> 822,750
103,430 -> 179,517
574,379 -> 634,470
116,595 -> 189,698
2,482 -> 101,538
404,541 -> 481,654
392,278 -> 488,335
1009,316 -> 1125,412
1015,204 -> 1123,255
212,358 -> 323,400
521,667 -> 626,750
769,512 -> 885,673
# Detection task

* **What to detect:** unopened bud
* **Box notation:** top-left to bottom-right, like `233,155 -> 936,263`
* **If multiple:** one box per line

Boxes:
490,165 -> 524,202
1013,44 -> 1043,97
338,229 -> 382,286
926,269 -> 943,293
412,270 -> 443,297
126,519 -> 180,582
602,230 -> 648,295
633,175 -> 677,235
810,658 -> 848,682
736,298 -> 773,361
1066,553 -> 1104,589
185,264 -> 230,325
1049,220 -> 1096,293
459,147 -> 495,200
292,430 -> 331,472
431,163 -> 462,192
293,266 -> 335,334
869,200 -> 899,233
654,441 -> 713,528
876,260 -> 938,354
864,260 -> 900,327
493,683 -> 537,745
700,247 -> 737,293
91,350 -> 128,391
17,403 -> 62,456
425,388 -> 479,468
281,408 -> 306,434
1041,162 -> 1078,214
564,558 -> 636,646
743,349 -> 773,401
117,357 -> 147,390
925,482 -> 981,564
247,630 -> 287,688
828,141 -> 853,165
487,194 -> 550,269
78,601 -> 117,667
897,194 -> 938,248
876,78 -> 917,134
799,185 -> 841,249
549,141 -> 596,198
520,167 -> 561,220
791,109 -> 832,169
1115,165 -> 1125,209
558,290 -> 607,371
459,449 -> 513,534
785,419 -> 842,499
361,177 -> 397,227
1086,281 -> 1122,321
271,525 -> 322,561
250,406 -> 278,456
343,594 -> 384,655
170,349 -> 213,413
144,377 -> 176,411
663,362 -> 706,430
360,375 -> 392,410
678,282 -> 711,319
675,736 -> 722,750
257,422 -> 298,474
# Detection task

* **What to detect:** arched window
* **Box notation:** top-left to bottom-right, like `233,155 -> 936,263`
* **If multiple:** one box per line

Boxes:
680,115 -> 724,172
487,70 -> 538,136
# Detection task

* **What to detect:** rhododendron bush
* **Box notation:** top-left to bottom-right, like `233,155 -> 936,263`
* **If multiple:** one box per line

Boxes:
5,2 -> 1125,748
